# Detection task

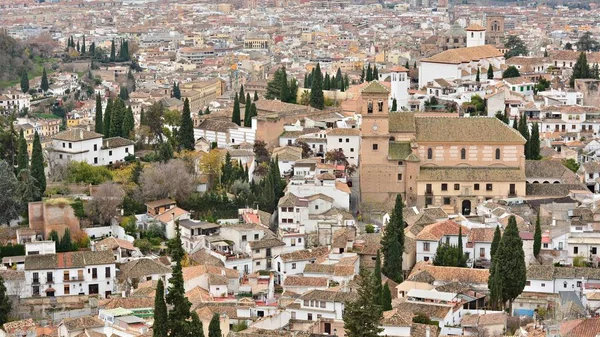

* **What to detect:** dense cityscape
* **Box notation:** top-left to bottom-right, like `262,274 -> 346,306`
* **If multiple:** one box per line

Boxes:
2,0 -> 600,336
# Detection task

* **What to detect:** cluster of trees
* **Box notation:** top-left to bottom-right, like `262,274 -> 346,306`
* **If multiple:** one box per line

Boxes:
360,63 -> 379,83
309,63 -> 325,109
0,243 -> 25,259
380,195 -> 405,283
95,96 -> 135,140
373,251 -> 393,311
48,229 -> 79,252
231,92 -> 257,127
575,32 -> 600,52
502,66 -> 520,79
570,52 -> 599,87
488,217 -> 526,313
343,269 -> 384,337
0,32 -> 53,85
153,222 -> 222,337
265,66 -> 298,103
512,113 -> 540,160
109,39 -> 131,62
504,35 -> 529,58
304,67 -> 350,92
433,228 -> 467,267
65,35 -> 95,57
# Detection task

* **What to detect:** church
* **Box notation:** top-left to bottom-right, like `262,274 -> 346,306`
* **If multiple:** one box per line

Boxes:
358,81 -> 527,214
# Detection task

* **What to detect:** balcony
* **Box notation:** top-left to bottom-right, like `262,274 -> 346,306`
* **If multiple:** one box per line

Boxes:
32,278 -> 40,285
64,276 -> 84,282
47,278 -> 54,284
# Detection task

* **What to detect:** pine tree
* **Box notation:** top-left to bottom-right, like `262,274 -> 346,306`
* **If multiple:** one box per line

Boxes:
381,194 -> 404,283
166,222 -> 193,337
491,225 -> 501,261
40,68 -> 49,92
153,279 -> 168,337
122,106 -> 135,140
309,63 -> 325,109
232,92 -> 241,126
373,66 -> 379,81
0,276 -> 11,325
530,123 -> 540,160
254,91 -> 259,101
81,35 -> 86,55
179,98 -> 195,150
243,93 -> 252,127
343,269 -> 383,337
534,212 -> 542,258
20,70 -> 29,94
95,94 -> 103,134
110,39 -> 116,62
491,216 -> 526,312
30,131 -> 45,195
487,64 -> 494,79
381,283 -> 392,311
324,73 -> 331,90
335,67 -> 343,90
374,250 -> 382,308
391,98 -> 397,112
239,85 -> 245,104
475,67 -> 480,82
17,129 -> 28,175
103,99 -> 113,138
208,313 -> 221,337
110,99 -> 124,138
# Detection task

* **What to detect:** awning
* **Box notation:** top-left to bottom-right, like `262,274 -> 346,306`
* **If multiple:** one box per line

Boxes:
45,288 -> 56,292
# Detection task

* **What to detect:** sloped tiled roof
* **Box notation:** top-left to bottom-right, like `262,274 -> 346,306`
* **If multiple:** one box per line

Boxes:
416,220 -> 469,241
388,141 -> 413,160
418,167 -> 525,182
360,80 -> 390,94
118,258 -> 172,280
422,45 -> 503,64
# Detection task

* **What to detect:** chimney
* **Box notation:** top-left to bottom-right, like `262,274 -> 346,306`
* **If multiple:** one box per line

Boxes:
79,129 -> 83,139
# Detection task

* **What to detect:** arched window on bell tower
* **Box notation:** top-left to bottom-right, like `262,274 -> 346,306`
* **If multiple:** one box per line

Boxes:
367,101 -> 373,114
378,100 -> 383,112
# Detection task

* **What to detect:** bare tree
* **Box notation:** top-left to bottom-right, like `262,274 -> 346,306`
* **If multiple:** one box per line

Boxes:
86,182 -> 125,225
140,159 -> 194,202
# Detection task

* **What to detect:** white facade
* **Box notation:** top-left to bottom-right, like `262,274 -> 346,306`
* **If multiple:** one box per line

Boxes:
466,29 -> 485,48
385,68 -> 410,111
0,92 -> 31,113
286,179 -> 350,211
325,130 -> 360,166
25,241 -> 56,256
50,130 -> 134,167
416,233 -> 469,263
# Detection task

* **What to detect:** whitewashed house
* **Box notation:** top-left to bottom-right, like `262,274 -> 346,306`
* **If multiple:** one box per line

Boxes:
415,220 -> 470,263
524,265 -> 600,294
49,129 -> 134,167
325,128 -> 360,166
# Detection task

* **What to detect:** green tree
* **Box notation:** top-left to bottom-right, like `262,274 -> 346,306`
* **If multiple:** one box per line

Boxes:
475,67 -> 480,82
239,84 -> 245,104
119,86 -> 129,100
103,99 -> 113,138
502,66 -> 520,78
0,275 -> 11,325
191,312 -> 205,337
374,250 -> 382,308
40,68 -> 49,92
20,70 -> 29,94
243,93 -> 252,127
391,98 -> 397,112
49,230 -> 59,244
59,228 -> 73,252
534,212 -> 542,258
16,129 -> 28,175
153,279 -> 168,337
576,32 -> 599,52
491,225 -> 501,261
208,313 -> 221,337
562,158 -> 579,172
95,94 -> 103,134
122,106 -> 135,140
366,64 -> 373,82
518,113 -> 531,159
30,131 -> 45,195
570,52 -> 593,87
360,66 -> 365,83
110,39 -> 116,62
158,142 -> 173,163
81,35 -> 86,55
343,269 -> 383,337
504,35 -> 529,58
565,42 -> 573,50
381,194 -> 404,283
324,73 -> 331,90
0,161 -> 21,225
172,83 -> 181,99
530,122 -> 540,160
221,152 -> 234,187
457,226 -> 466,266
166,222 -> 193,337
335,67 -> 343,90
178,98 -> 195,150
490,216 -> 526,312
310,63 -> 325,109
534,78 -> 551,93
381,283 -> 392,311
232,92 -> 241,126
373,65 -> 379,80
110,99 -> 124,138
131,159 -> 142,185
17,169 -> 41,205
487,64 -> 494,79
254,91 -> 259,101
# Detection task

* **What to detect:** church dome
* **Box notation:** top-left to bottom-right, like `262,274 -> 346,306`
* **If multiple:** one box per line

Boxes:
444,24 -> 466,37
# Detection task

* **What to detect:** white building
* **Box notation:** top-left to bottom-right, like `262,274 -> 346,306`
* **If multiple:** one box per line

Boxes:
0,92 -> 31,113
325,128 -> 361,166
379,66 -> 410,111
286,174 -> 351,211
49,129 -> 134,166
415,220 -> 469,263
179,219 -> 220,254
23,250 -> 116,298
466,24 -> 486,48
194,118 -> 257,148
523,265 -> 600,294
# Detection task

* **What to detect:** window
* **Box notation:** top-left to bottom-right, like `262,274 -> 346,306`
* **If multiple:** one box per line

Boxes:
62,142 -> 65,148
479,247 -> 485,258
315,205 -> 319,210
526,281 -> 531,286
425,197 -> 432,205
577,281 -> 582,287
68,143 -> 72,149
59,154 -> 63,159
256,261 -> 261,266
426,184 -> 432,194
254,234 -> 259,240
367,101 -> 373,113
543,243 -> 549,249
495,148 -> 501,160
574,247 -> 579,254
298,238 -> 302,243
339,138 -> 342,143
292,263 -> 296,269
64,285 -> 70,295
63,271 -> 69,281
564,282 -> 568,288
443,197 -> 451,205
423,242 -> 430,252
474,183 -> 480,190
303,300 -> 309,306
486,184 -> 493,191
424,257 -> 430,262
441,183 -> 448,191
92,268 -> 97,279
255,249 -> 260,253
454,184 -> 460,191
320,301 -> 326,308
105,267 -> 111,278
94,144 -> 97,151
47,272 -> 53,283
288,139 -> 292,145
461,148 -> 466,159
291,312 -> 296,319
350,148 -> 354,152
109,150 -> 112,156
125,147 -> 129,153
242,235 -> 247,241
593,247 -> 598,255
372,144 -> 378,150
427,148 -> 433,159
308,313 -> 313,321
94,157 -> 98,164
541,283 -> 545,287
346,138 -> 350,143
397,174 -> 402,181
377,101 -> 383,112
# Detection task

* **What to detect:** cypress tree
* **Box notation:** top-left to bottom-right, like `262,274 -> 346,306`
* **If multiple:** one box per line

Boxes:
250,103 -> 257,119
103,99 -> 113,138
30,131 -> 45,195
336,67 -> 343,90
232,93 -> 241,126
374,250 -> 382,308
518,113 -> 531,159
381,194 -> 404,283
81,35 -> 86,55
76,40 -> 80,53
405,60 -> 409,69
139,108 -> 145,126
530,122 -> 540,160
153,279 -> 168,337
534,212 -> 542,258
179,98 -> 195,150
487,64 -> 494,79
391,98 -> 397,112
239,85 -> 245,104
204,107 -> 211,115
95,94 -> 103,134
208,313 -> 221,337
457,227 -> 466,267
373,65 -> 379,81
475,67 -> 480,82
243,93 -> 252,127
110,39 -> 116,62
40,68 -> 49,92
343,269 -> 383,337
491,225 -> 501,261
122,106 -> 135,140
570,52 -> 592,87
280,67 -> 289,102
166,222 -> 193,337
324,73 -> 331,90
89,42 -> 95,56
366,64 -> 373,82
20,70 -> 29,94
492,216 -> 526,312
344,74 -> 350,90
0,276 -> 11,325
304,73 -> 309,88
190,313 -> 204,337
110,99 -> 124,138
254,91 -> 259,101
309,63 -> 325,109
381,283 -> 392,311
360,66 -> 365,83
17,129 -> 28,174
